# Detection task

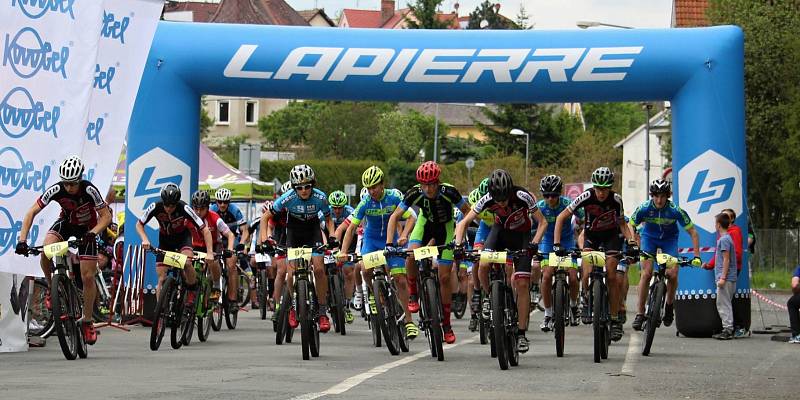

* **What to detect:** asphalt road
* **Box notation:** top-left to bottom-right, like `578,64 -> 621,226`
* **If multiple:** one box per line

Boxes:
1,290 -> 796,400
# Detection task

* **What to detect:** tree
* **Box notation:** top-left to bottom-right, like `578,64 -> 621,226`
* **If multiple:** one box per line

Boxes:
466,1 -> 514,29
257,100 -> 324,151
708,0 -> 800,228
405,0 -> 452,29
581,102 -> 645,142
199,98 -> 214,140
306,102 -> 396,160
515,4 -> 531,29
475,104 -> 583,167
378,110 -> 431,163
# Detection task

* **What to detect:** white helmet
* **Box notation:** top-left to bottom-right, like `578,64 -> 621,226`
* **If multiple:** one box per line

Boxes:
280,181 -> 292,194
360,187 -> 369,200
289,164 -> 315,186
215,188 -> 232,202
59,155 -> 84,182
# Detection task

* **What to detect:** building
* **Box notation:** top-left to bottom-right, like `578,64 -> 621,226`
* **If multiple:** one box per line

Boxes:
399,103 -> 494,141
162,1 -> 219,22
672,0 -> 710,27
338,0 -> 459,29
614,107 -> 671,215
297,8 -> 336,27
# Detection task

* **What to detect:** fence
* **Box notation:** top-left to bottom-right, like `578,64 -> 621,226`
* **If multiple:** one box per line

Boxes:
751,229 -> 800,273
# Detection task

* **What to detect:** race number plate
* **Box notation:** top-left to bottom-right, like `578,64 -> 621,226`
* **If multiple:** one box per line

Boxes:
549,253 -> 575,269
413,246 -> 438,261
580,251 -> 606,267
656,253 -> 678,269
255,252 -> 269,263
163,251 -> 188,269
480,251 -> 507,264
288,247 -> 312,261
43,241 -> 69,259
362,251 -> 387,270
324,254 -> 336,264
195,252 -> 207,260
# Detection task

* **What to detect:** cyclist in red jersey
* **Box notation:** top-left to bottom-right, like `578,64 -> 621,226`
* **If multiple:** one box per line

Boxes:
16,156 -> 112,345
189,191 -> 235,300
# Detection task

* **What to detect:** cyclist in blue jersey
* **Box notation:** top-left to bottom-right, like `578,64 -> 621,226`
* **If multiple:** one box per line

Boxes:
259,164 -> 337,333
328,190 -> 356,324
537,175 -> 585,331
212,188 -> 250,309
339,166 -> 419,339
630,179 -> 702,331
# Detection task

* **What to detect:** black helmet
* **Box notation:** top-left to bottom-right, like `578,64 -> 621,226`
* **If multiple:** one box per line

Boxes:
191,190 -> 210,208
540,175 -> 563,196
160,183 -> 181,206
649,179 -> 671,195
591,167 -> 614,188
488,169 -> 514,201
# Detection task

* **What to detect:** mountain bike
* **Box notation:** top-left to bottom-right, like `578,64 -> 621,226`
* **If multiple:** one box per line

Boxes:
147,248 -> 201,351
188,250 -> 219,344
254,250 -> 271,320
22,238 -> 87,360
325,252 -> 347,336
545,252 -> 580,357
640,251 -> 693,356
221,249 -> 252,330
262,247 -> 294,345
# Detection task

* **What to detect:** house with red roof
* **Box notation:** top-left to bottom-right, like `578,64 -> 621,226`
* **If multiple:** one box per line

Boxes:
338,0 -> 459,29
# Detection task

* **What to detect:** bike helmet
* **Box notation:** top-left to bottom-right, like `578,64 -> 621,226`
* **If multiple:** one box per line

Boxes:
360,187 -> 369,200
468,188 -> 482,205
280,181 -> 292,194
649,179 -> 671,195
328,190 -> 348,207
591,167 -> 614,188
415,161 -> 441,184
161,183 -> 181,206
290,164 -> 315,185
59,155 -> 84,182
488,169 -> 514,201
362,166 -> 384,187
478,178 -> 490,197
191,190 -> 210,208
215,188 -> 232,202
540,175 -> 563,196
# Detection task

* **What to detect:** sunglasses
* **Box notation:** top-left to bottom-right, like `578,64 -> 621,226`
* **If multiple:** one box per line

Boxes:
217,200 -> 230,204
63,181 -> 79,188
294,184 -> 313,191
543,193 -> 559,199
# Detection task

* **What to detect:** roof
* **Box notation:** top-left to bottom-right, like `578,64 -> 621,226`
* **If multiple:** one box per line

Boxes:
163,1 -> 219,22
614,109 -> 672,148
297,8 -> 335,26
339,8 -> 459,29
399,103 -> 495,126
673,0 -> 709,27
209,0 -> 309,26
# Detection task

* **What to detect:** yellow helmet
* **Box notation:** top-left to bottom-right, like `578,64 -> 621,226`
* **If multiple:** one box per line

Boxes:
361,166 -> 384,188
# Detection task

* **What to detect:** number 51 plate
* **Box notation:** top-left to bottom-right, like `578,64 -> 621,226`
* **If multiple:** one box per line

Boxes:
413,246 -> 438,261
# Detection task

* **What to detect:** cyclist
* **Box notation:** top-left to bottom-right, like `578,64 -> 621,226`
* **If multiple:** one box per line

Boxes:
386,161 -> 469,344
467,180 -> 493,332
452,207 -> 472,325
630,179 -> 702,331
328,190 -> 356,324
189,190 -> 235,301
16,155 -> 113,345
454,169 -> 547,353
136,183 -> 215,306
341,166 -> 419,338
259,164 -> 337,333
211,188 -> 250,311
537,175 -> 584,331
552,167 -> 637,342
263,181 -> 291,320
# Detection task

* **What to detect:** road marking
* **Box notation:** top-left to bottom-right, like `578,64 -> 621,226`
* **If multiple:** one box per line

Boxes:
620,332 -> 641,376
288,335 -> 478,400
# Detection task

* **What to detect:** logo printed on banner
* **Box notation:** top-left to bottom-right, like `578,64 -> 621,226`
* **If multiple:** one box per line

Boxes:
101,11 -> 130,44
86,116 -> 104,145
0,87 -> 60,139
678,150 -> 743,233
0,206 -> 39,256
93,64 -> 115,94
128,147 -> 190,230
11,0 -> 75,20
0,147 -> 51,198
3,27 -> 69,79
224,45 -> 643,83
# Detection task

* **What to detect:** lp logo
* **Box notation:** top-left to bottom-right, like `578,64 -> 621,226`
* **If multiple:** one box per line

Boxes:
128,147 -> 190,230
678,150 -> 743,233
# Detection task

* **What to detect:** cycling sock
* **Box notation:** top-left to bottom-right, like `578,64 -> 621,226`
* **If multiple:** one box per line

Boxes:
186,282 -> 198,291
443,303 -> 451,326
518,329 -> 526,336
355,285 -> 363,294
544,307 -> 553,317
570,299 -> 577,308
319,304 -> 329,314
267,278 -> 274,297
409,279 -> 417,297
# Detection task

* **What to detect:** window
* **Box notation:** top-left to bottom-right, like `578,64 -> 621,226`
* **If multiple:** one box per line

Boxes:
245,100 -> 258,126
216,100 -> 229,125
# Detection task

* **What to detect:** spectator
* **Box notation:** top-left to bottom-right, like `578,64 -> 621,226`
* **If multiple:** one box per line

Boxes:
707,208 -> 747,336
788,265 -> 800,343
704,213 -> 736,340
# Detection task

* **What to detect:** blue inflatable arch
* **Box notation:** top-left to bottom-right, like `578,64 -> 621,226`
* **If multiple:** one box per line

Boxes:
127,23 -> 747,336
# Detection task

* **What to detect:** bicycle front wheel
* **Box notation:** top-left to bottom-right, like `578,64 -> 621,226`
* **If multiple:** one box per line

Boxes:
554,278 -> 567,357
642,280 -> 665,356
52,274 -> 77,360
491,281 -> 508,370
298,280 -> 312,360
374,279 -> 400,355
150,277 -> 176,351
425,278 -> 444,361
592,279 -> 603,363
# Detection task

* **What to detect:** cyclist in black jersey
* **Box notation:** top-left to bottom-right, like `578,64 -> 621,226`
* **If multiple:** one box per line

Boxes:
386,161 -> 470,344
552,167 -> 637,342
16,155 -> 112,345
136,184 -> 215,306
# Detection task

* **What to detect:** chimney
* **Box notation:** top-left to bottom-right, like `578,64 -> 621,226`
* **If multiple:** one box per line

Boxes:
381,0 -> 395,23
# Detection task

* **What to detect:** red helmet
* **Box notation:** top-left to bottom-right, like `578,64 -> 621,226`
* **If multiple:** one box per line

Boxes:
416,161 -> 441,184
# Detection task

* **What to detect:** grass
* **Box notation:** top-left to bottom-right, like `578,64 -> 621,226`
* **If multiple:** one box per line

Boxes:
620,264 -> 793,291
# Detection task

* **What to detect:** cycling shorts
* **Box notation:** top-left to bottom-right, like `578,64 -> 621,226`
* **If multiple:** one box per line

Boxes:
474,221 -> 491,247
156,231 -> 193,264
48,218 -> 97,261
409,219 -> 455,265
583,230 -> 623,257
286,221 -> 324,256
361,238 -> 406,276
539,240 -> 577,268
483,224 -> 532,279
640,235 -> 679,261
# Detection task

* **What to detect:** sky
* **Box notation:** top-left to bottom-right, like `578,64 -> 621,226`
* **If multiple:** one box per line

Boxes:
283,0 -> 674,29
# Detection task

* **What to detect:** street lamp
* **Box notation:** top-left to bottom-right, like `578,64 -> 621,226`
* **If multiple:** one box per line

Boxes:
576,20 -> 633,29
642,102 -> 654,198
510,128 -> 529,186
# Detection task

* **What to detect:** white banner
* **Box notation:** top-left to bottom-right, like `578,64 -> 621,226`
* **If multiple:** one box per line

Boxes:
0,272 -> 28,352
0,0 -> 163,276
